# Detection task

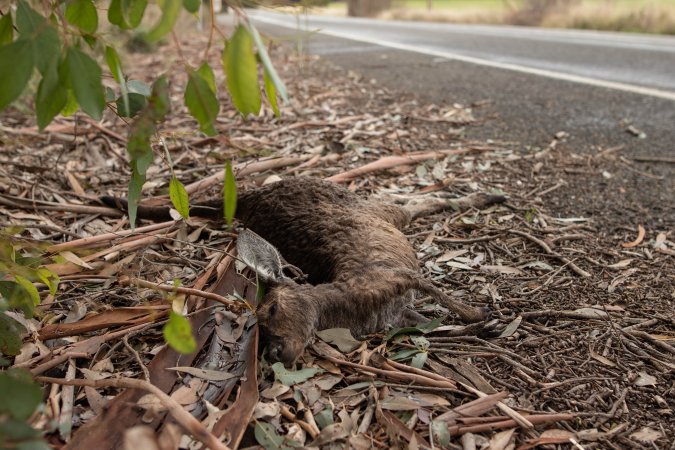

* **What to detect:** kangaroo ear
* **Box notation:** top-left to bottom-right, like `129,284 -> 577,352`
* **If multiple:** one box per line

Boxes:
236,229 -> 287,283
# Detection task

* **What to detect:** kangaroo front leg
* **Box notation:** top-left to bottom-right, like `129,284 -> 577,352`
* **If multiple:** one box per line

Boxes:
413,277 -> 489,323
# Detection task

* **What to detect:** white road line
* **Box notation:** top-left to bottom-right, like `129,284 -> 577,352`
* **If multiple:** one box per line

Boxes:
249,13 -> 675,102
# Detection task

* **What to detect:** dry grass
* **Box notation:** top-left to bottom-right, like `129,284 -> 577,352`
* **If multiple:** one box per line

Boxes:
315,0 -> 675,34
542,1 -> 675,34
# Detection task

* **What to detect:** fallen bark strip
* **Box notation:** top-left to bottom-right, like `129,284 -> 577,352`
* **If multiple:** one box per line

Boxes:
35,376 -> 231,450
184,155 -> 312,195
327,149 -> 473,183
47,222 -> 175,253
0,194 -> 122,216
448,413 -> 574,436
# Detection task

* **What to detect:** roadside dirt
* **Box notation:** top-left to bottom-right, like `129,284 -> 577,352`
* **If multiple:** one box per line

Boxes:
1,29 -> 673,449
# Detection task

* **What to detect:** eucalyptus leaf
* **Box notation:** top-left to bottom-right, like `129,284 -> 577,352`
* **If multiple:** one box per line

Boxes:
263,67 -> 280,117
0,369 -> 42,420
163,311 -> 196,354
196,62 -> 217,93
0,12 -> 13,45
272,362 -> 322,386
36,58 -> 67,130
169,177 -> 190,219
224,25 -> 261,117
223,161 -> 236,225
109,0 -> 147,29
183,0 -> 200,14
127,79 -> 152,96
0,313 -> 26,357
0,40 -> 34,111
105,46 -> 124,84
116,92 -> 147,117
65,0 -> 98,34
65,46 -> 105,120
145,0 -> 181,42
16,0 -> 60,74
185,70 -> 219,136
248,21 -> 288,103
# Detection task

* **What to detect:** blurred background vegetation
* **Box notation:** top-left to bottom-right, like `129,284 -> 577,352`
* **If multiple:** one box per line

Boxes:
279,0 -> 675,34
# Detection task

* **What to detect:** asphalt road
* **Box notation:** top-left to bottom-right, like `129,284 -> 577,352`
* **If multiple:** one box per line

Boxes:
249,10 -> 675,96
242,10 -> 674,229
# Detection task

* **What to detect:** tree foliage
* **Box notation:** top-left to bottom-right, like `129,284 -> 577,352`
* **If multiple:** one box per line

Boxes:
0,0 -> 288,443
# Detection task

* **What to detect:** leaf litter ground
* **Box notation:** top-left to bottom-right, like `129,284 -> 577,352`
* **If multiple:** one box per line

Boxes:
1,28 -> 673,450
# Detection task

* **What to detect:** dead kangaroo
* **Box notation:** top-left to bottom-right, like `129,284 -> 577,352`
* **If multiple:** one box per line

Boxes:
102,177 -> 504,365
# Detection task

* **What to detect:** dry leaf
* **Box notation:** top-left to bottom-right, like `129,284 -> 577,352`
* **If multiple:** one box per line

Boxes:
634,371 -> 657,387
629,427 -> 663,443
621,225 -> 645,248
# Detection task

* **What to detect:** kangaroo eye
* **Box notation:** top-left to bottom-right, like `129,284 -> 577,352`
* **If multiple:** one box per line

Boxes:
269,303 -> 278,317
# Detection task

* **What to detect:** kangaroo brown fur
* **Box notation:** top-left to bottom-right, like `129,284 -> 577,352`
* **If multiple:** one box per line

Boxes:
102,177 -> 504,365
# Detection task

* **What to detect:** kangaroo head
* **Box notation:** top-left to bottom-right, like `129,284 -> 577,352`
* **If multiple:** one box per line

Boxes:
237,229 -> 317,366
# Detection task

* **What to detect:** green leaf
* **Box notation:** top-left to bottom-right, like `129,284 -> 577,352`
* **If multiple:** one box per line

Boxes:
116,92 -> 147,117
183,0 -> 200,14
315,328 -> 361,353
127,80 -> 152,96
388,348 -> 420,361
410,351 -> 428,369
248,21 -> 288,103
14,276 -> 40,309
36,268 -> 59,296
263,67 -> 280,117
145,0 -> 181,42
223,161 -> 236,225
0,40 -> 34,111
0,12 -> 13,46
163,311 -> 196,354
0,417 -> 45,445
65,0 -> 98,34
61,90 -> 79,116
105,46 -> 124,84
314,408 -> 334,430
16,0 -> 60,74
0,313 -> 26,356
106,46 -> 129,114
254,422 -> 284,449
108,0 -> 147,29
0,281 -> 34,315
169,177 -> 189,219
272,362 -> 322,386
15,0 -> 45,35
196,62 -> 216,94
65,46 -> 105,120
185,70 -> 219,136
148,75 -> 170,121
224,25 -> 261,117
126,123 -> 154,227
431,420 -> 451,448
0,368 -> 42,420
384,315 -> 445,341
36,58 -> 67,130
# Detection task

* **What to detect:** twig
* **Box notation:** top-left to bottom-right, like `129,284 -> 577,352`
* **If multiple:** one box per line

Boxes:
319,354 -> 460,391
118,276 -> 242,310
631,155 -> 675,164
36,376 -> 231,450
509,230 -> 591,277
123,335 -> 150,381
